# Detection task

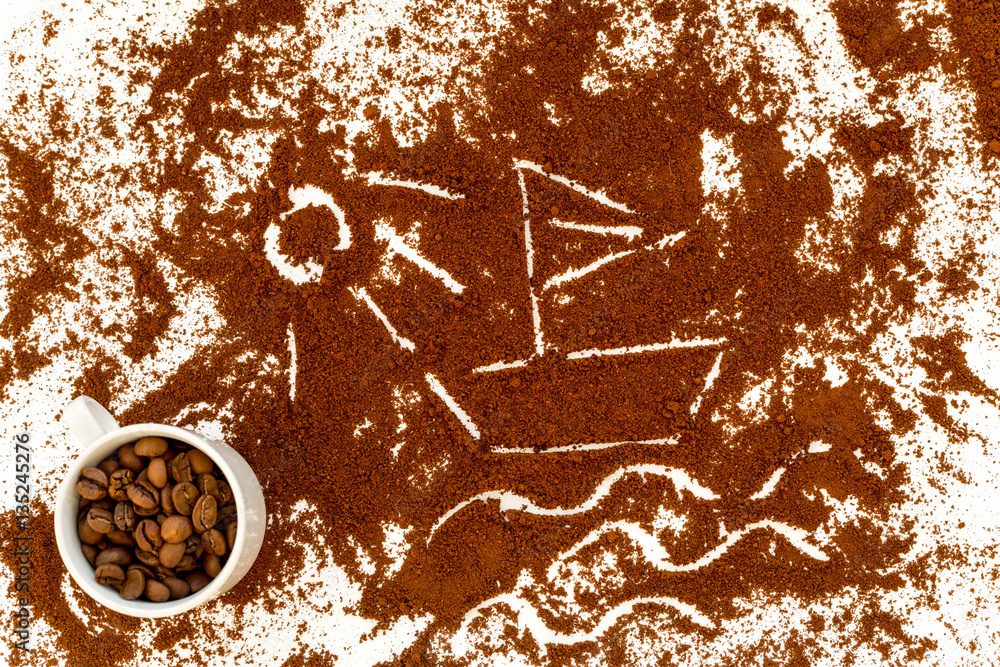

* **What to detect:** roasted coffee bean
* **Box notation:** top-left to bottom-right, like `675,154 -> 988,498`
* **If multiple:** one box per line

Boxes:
95,564 -> 125,587
161,515 -> 194,543
196,473 -> 220,501
186,570 -> 211,593
175,553 -> 198,572
127,563 -> 155,578
217,479 -> 234,505
79,496 -> 91,509
160,483 -> 175,513
76,467 -> 108,501
114,502 -> 136,531
171,439 -> 191,451
107,529 -> 137,547
153,565 -> 176,580
134,436 -> 168,457
187,448 -> 214,475
98,457 -> 120,478
120,568 -> 145,600
148,457 -> 168,488
86,507 -> 116,534
82,544 -> 99,567
169,452 -> 193,484
171,482 -> 199,515
95,546 -> 132,568
144,579 -> 170,602
201,528 -> 227,557
159,542 -> 186,568
162,576 -> 191,599
92,497 -> 115,512
225,522 -> 238,551
184,535 -> 201,554
216,504 -> 237,527
134,519 -> 163,552
78,514 -> 104,545
136,468 -> 149,484
108,468 -> 134,501
192,495 -> 218,532
134,503 -> 160,517
135,549 -> 160,567
203,553 -> 222,578
118,443 -> 144,472
185,539 -> 204,561
127,479 -> 159,509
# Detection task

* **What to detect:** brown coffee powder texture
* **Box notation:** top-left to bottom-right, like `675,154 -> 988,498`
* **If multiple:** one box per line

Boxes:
0,506 -> 142,666
944,0 -> 1000,164
2,0 -> 999,665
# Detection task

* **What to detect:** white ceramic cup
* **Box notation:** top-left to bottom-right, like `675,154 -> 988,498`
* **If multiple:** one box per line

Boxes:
54,395 -> 267,617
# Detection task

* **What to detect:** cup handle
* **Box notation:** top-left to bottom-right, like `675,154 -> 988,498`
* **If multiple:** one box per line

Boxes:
63,395 -> 120,447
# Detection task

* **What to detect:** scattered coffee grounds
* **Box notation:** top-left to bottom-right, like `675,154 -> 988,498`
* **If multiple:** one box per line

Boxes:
944,0 -> 1000,163
76,436 -> 237,602
2,0 -> 999,665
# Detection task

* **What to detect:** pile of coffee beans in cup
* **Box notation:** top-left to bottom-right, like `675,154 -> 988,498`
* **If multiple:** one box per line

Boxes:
75,436 -> 238,602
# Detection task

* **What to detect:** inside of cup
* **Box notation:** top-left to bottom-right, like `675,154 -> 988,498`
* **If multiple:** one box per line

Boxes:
59,425 -> 248,617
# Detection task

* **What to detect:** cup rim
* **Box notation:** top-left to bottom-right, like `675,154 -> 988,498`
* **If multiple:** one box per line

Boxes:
55,423 -> 248,618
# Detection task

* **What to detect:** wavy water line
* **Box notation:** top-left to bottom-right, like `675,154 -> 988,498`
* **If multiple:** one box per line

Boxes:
748,467 -> 785,500
745,440 -> 831,501
426,465 -> 718,544
456,593 -> 715,656
549,519 -> 829,580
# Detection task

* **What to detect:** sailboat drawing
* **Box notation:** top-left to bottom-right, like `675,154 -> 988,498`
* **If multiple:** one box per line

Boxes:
434,160 -> 727,452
